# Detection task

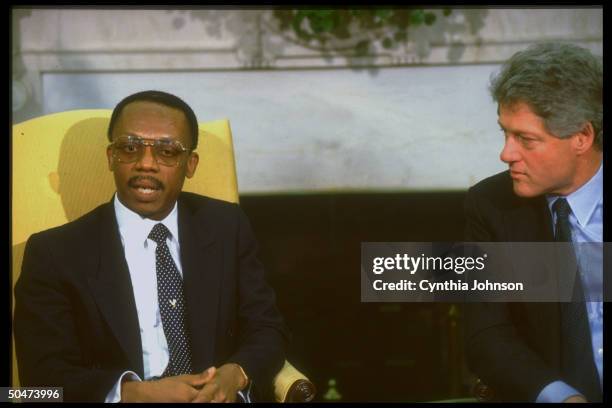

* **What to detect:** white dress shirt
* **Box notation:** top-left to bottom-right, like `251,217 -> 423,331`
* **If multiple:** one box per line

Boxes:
104,195 -> 251,402
105,194 -> 183,402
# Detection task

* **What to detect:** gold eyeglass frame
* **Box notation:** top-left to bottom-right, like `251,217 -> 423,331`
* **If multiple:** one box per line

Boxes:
108,136 -> 191,167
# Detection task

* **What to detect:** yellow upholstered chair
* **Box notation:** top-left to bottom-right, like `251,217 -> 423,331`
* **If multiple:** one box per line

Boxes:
11,110 -> 315,402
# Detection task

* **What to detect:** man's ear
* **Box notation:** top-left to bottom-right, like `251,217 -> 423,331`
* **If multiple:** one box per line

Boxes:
48,171 -> 60,194
572,122 -> 595,154
185,152 -> 199,179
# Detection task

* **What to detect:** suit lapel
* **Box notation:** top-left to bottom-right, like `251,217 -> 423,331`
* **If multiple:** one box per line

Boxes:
504,195 -> 553,242
87,201 -> 144,377
504,195 -> 561,370
178,198 -> 222,373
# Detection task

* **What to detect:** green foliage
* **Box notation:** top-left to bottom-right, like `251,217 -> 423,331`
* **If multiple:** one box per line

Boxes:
424,12 -> 437,26
409,10 -> 425,25
273,8 -> 453,55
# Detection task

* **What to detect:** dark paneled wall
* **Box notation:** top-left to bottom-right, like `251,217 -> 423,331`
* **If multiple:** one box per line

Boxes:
240,192 -> 470,402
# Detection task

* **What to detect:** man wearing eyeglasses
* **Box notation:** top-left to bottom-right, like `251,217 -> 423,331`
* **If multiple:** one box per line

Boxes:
14,90 -> 289,402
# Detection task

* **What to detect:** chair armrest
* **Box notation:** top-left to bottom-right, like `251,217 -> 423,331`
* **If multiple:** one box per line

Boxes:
273,360 -> 316,402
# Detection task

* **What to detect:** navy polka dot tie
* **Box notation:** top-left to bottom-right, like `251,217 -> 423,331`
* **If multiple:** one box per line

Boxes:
148,223 -> 193,377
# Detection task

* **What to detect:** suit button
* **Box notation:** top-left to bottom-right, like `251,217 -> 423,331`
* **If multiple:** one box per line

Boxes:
227,329 -> 234,337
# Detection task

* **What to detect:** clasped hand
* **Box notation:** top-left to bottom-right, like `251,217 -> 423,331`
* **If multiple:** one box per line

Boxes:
121,363 -> 246,402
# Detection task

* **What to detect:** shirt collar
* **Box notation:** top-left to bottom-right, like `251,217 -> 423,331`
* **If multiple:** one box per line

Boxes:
113,194 -> 180,247
546,163 -> 603,227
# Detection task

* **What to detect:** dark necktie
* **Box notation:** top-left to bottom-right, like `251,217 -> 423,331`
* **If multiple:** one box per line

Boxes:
553,198 -> 573,243
148,223 -> 193,377
553,198 -> 600,401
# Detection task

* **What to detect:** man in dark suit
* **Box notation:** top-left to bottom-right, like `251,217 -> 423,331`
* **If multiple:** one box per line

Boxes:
14,90 -> 289,402
464,43 -> 602,402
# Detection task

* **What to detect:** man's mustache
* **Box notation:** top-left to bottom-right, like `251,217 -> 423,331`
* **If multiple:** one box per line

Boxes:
128,176 -> 164,190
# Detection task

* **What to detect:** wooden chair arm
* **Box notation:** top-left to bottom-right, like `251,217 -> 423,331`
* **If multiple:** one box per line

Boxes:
273,361 -> 316,402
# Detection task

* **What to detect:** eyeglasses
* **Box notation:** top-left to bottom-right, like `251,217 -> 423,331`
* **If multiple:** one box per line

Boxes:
109,136 -> 190,167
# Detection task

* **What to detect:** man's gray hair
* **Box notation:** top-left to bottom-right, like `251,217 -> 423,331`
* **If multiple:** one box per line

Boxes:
490,42 -> 602,150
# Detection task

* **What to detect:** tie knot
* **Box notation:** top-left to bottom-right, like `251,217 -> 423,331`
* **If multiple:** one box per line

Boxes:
148,223 -> 171,244
552,198 -> 572,220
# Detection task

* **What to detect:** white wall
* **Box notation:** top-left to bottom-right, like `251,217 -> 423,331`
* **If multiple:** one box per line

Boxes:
13,7 -> 603,193
42,66 -> 502,193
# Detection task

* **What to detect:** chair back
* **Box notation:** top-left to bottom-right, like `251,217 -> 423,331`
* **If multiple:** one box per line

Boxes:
11,110 -> 239,387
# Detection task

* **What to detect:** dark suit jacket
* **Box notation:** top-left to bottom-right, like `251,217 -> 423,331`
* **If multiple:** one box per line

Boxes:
14,192 -> 289,402
463,171 -> 601,402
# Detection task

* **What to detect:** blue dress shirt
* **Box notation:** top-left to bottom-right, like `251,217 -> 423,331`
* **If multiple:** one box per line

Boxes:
537,164 -> 603,402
